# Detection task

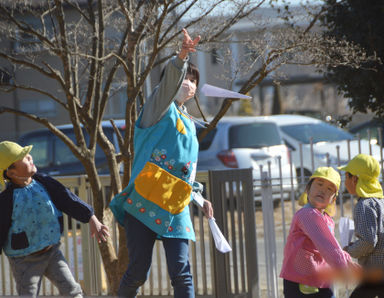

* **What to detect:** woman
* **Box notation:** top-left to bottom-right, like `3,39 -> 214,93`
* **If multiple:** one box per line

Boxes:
110,29 -> 213,298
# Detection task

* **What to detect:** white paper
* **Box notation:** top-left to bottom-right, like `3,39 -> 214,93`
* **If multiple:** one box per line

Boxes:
208,218 -> 232,253
192,191 -> 205,208
201,83 -> 252,99
339,217 -> 354,248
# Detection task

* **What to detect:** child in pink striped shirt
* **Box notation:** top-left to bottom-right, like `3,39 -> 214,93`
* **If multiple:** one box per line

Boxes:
280,167 -> 359,297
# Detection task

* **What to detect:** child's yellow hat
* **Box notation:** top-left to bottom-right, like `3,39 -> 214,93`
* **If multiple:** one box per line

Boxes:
0,141 -> 33,188
309,167 -> 341,192
338,154 -> 383,198
298,167 -> 341,216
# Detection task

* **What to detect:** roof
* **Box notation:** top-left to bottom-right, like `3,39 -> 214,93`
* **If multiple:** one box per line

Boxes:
55,119 -> 126,130
264,114 -> 322,126
20,119 -> 126,136
209,116 -> 278,124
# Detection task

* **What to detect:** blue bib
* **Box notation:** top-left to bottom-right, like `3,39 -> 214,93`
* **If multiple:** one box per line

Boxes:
4,180 -> 62,257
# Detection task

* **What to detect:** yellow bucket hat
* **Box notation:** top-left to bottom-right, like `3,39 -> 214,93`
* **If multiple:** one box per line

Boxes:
0,141 -> 33,188
338,154 -> 383,199
298,167 -> 341,216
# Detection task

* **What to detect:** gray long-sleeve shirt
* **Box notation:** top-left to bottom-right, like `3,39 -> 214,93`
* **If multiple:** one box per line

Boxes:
345,197 -> 384,268
139,56 -> 187,128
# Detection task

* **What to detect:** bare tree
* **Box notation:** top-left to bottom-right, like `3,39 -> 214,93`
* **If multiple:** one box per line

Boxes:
0,0 -> 377,294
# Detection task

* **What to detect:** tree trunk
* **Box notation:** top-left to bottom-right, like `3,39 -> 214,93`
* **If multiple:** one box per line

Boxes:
272,83 -> 283,115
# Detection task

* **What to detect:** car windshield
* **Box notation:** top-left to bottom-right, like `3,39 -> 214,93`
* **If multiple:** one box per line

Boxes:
229,122 -> 283,149
281,122 -> 354,144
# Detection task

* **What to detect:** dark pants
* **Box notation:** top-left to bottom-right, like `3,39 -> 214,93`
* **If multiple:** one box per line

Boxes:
350,280 -> 384,298
118,212 -> 194,298
283,279 -> 335,298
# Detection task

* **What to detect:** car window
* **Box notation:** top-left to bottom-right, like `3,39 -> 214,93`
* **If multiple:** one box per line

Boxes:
229,123 -> 283,149
21,134 -> 50,167
281,122 -> 353,144
196,127 -> 217,151
351,122 -> 382,145
53,128 -> 115,166
53,131 -> 80,166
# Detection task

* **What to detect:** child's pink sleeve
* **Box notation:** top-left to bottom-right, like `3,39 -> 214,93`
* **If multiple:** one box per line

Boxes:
297,208 -> 351,268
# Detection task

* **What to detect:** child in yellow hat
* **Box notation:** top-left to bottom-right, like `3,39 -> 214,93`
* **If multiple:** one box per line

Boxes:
280,167 -> 360,297
339,153 -> 384,297
0,141 -> 109,297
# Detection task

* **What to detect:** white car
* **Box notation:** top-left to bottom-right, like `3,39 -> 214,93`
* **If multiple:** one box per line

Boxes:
267,114 -> 383,183
196,116 -> 297,202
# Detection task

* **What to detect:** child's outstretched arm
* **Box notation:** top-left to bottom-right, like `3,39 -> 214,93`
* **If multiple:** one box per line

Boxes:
89,215 -> 110,243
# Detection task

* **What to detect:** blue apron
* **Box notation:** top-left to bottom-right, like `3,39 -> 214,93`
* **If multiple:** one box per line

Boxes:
110,103 -> 199,240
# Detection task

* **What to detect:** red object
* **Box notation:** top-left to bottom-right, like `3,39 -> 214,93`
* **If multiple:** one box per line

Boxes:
217,150 -> 238,168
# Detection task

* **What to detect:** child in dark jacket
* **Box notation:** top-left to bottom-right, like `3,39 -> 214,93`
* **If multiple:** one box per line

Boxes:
0,141 -> 109,297
339,154 -> 384,298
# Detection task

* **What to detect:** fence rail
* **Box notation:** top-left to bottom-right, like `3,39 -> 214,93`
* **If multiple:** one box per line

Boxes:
0,170 -> 258,297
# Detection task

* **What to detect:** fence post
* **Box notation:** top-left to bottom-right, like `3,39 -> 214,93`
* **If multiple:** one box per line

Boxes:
78,175 -> 93,295
261,171 -> 278,298
209,170 -> 227,298
209,168 -> 259,298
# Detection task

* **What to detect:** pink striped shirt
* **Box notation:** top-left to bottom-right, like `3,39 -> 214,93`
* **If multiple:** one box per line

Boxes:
280,205 -> 351,288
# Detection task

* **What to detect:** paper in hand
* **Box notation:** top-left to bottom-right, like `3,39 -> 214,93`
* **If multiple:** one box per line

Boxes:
339,217 -> 354,248
208,218 -> 232,253
201,83 -> 252,100
192,191 -> 205,208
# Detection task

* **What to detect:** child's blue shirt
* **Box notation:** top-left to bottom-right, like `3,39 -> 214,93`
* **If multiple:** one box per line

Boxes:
0,173 -> 94,255
4,180 -> 62,257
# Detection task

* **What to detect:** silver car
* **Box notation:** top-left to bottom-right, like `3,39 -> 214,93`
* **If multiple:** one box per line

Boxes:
196,116 -> 297,202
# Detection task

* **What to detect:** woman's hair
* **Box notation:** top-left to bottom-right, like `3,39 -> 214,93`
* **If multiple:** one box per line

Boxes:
160,61 -> 200,86
187,62 -> 199,86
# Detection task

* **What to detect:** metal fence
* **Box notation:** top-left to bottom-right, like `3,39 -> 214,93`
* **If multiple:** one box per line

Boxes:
0,169 -> 259,298
1,132 -> 384,298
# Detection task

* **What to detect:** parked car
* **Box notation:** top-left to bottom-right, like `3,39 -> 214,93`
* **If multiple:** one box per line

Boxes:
196,116 -> 297,202
18,120 -> 125,176
267,114 -> 383,184
349,118 -> 384,146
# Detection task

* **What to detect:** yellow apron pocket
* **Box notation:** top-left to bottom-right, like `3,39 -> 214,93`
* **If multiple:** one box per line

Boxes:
134,162 -> 192,214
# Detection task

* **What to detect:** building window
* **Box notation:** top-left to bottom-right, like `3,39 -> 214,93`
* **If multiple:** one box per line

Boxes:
104,86 -> 126,118
211,48 -> 221,64
20,99 -> 56,117
244,44 -> 258,62
13,15 -> 53,53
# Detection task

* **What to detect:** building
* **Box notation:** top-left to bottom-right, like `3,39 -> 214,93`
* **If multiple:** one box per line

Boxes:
0,3 -> 352,142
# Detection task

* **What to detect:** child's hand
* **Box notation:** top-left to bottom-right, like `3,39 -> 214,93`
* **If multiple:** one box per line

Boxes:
202,199 -> 214,219
89,215 -> 110,243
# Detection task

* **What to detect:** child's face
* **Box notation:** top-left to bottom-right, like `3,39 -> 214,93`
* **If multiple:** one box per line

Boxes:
344,172 -> 358,195
7,154 -> 37,180
307,177 -> 337,210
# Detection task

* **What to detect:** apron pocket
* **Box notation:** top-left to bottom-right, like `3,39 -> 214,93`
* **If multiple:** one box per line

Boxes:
11,231 -> 29,250
135,162 -> 192,214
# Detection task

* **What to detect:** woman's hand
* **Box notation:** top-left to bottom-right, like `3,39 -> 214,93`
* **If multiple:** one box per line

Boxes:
202,199 -> 214,219
178,28 -> 201,60
89,215 -> 110,243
